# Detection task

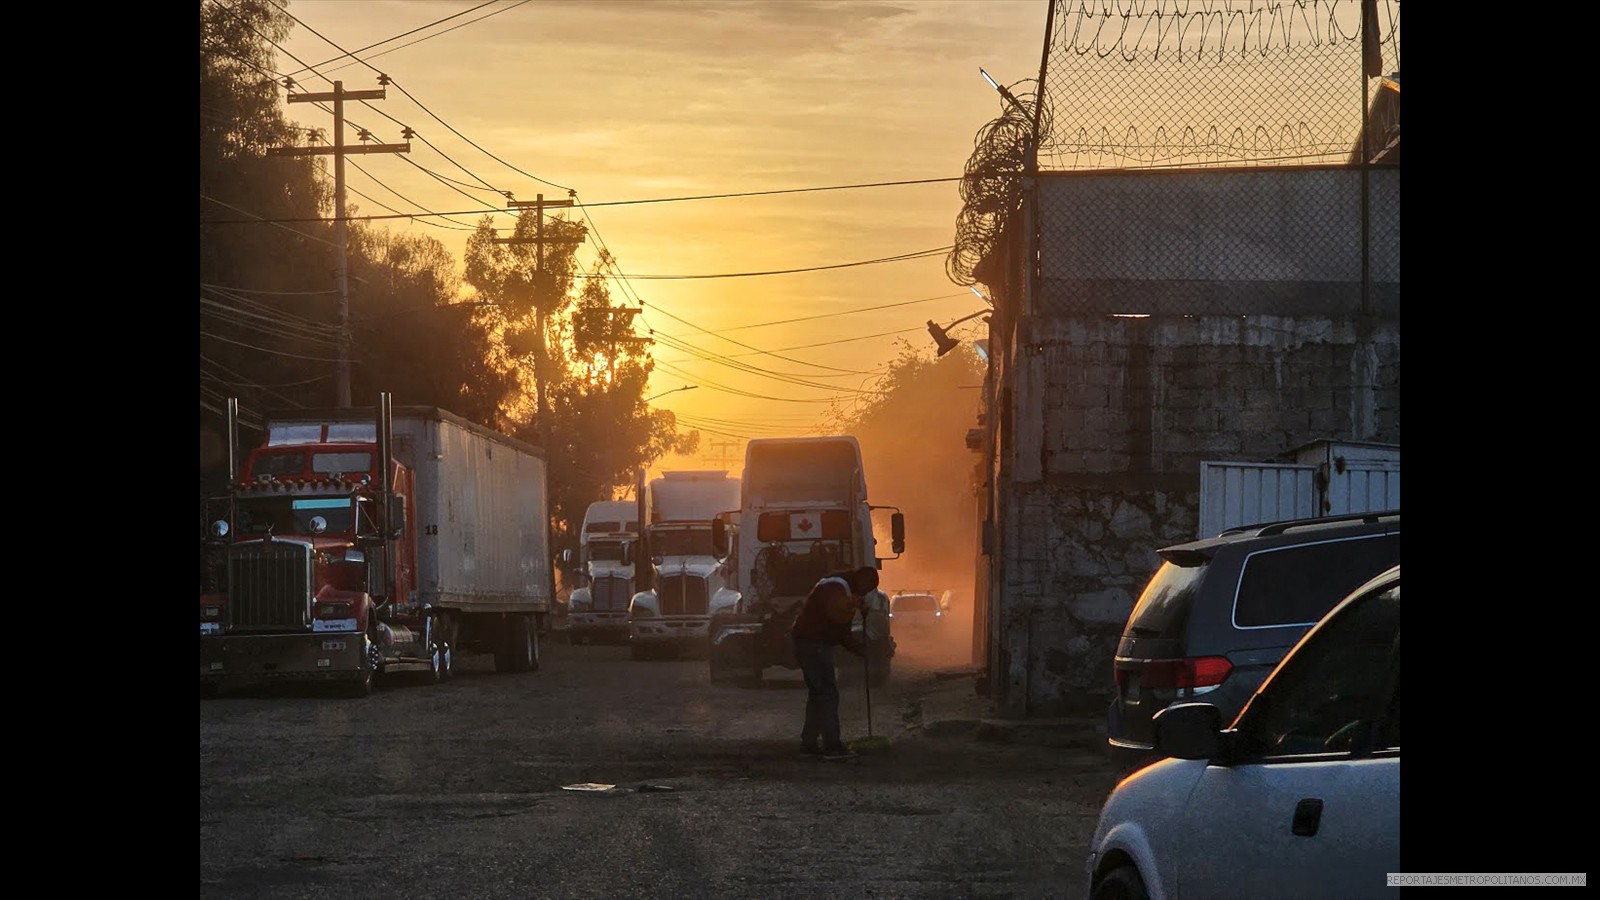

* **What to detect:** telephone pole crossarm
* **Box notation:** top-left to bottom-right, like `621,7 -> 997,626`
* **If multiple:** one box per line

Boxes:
490,235 -> 585,245
287,89 -> 387,103
267,143 -> 410,157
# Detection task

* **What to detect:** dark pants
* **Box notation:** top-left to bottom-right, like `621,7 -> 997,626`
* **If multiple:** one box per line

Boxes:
793,636 -> 842,750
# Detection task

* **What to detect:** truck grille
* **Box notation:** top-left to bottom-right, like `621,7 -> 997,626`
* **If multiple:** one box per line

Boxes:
227,540 -> 313,631
657,574 -> 709,616
592,575 -> 633,611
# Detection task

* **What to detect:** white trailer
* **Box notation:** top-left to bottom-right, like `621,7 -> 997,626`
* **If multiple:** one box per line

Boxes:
385,408 -> 554,666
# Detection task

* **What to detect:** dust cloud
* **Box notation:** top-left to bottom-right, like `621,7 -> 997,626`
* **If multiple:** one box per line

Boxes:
856,347 -> 985,674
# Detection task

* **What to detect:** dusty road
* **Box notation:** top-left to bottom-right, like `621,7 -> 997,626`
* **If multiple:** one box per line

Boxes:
199,632 -> 1122,899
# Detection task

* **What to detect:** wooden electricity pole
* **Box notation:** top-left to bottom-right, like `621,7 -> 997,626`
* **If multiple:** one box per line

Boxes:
704,439 -> 742,471
269,77 -> 409,408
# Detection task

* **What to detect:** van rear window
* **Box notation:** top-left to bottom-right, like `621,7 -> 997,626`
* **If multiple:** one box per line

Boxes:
1235,533 -> 1400,628
1125,562 -> 1207,636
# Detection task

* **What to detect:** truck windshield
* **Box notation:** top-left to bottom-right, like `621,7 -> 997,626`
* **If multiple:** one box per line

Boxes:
650,528 -> 714,558
236,497 -> 355,536
588,540 -> 625,562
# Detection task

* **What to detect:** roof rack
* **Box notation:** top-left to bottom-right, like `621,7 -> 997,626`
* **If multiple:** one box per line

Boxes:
1220,509 -> 1400,538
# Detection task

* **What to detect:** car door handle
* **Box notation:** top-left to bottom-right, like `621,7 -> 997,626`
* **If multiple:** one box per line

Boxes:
1292,798 -> 1324,836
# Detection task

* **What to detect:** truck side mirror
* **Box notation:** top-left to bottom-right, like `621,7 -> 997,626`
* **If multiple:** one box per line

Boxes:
891,512 -> 906,555
711,517 -> 728,558
621,540 -> 634,567
561,548 -> 572,566
387,495 -> 407,538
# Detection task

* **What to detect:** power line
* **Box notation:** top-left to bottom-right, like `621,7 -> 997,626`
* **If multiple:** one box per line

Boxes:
199,194 -> 341,248
580,246 -> 950,281
651,360 -> 849,405
280,0 -> 509,81
200,175 -> 965,224
685,291 -> 970,335
199,282 -> 337,296
265,0 -> 554,203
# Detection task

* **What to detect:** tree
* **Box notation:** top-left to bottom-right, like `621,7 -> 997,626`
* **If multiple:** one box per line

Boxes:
201,0 -> 337,489
526,252 -> 699,561
824,339 -> 985,598
346,226 -> 512,425
201,2 -> 510,495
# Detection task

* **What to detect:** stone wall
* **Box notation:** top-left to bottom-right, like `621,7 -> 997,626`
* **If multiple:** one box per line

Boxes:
992,312 -> 1400,717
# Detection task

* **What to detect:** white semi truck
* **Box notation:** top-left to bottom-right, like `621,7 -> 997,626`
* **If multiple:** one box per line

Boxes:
706,436 -> 904,687
626,470 -> 743,660
565,500 -> 639,644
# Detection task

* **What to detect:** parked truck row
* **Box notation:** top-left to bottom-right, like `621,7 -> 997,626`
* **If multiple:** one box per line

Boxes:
201,395 -> 905,698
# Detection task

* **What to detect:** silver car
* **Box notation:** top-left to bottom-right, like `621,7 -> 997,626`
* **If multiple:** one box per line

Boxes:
1084,564 -> 1400,900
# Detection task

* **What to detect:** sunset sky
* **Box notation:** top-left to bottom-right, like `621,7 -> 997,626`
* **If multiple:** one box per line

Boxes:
271,0 -> 1048,471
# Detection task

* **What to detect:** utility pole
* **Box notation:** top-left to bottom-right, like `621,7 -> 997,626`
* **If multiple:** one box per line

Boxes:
497,192 -> 584,438
704,439 -> 742,472
269,77 -> 410,408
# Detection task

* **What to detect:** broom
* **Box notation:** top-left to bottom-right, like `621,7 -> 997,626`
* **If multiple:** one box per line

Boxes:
848,608 -> 894,754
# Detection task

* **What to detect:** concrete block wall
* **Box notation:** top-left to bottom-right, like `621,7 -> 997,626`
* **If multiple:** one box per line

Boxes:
992,312 -> 1399,717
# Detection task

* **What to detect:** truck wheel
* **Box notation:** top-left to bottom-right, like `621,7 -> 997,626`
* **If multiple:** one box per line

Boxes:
498,614 -> 539,673
429,641 -> 452,683
345,637 -> 378,697
494,615 -> 535,672
1092,866 -> 1149,900
526,619 -> 541,672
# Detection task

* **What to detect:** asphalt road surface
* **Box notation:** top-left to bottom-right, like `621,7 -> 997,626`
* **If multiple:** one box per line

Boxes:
200,630 -> 1122,899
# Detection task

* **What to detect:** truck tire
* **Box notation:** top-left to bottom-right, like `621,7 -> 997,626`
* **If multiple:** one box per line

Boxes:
492,614 -> 539,673
344,637 -> 379,697
428,640 -> 453,683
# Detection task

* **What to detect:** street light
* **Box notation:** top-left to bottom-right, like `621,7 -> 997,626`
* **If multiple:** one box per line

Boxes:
927,311 -> 991,358
644,385 -> 698,403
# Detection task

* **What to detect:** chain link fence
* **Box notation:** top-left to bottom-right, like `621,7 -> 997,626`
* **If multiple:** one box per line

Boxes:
950,0 -> 1400,318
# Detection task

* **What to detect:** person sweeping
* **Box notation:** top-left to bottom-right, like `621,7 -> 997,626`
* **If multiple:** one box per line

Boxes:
790,565 -> 879,760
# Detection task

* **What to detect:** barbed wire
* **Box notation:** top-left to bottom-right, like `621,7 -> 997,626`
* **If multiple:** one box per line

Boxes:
946,79 -> 1048,287
949,0 -> 1398,289
1038,0 -> 1399,169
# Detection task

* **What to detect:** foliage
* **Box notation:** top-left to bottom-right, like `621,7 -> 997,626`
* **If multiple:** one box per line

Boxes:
200,3 -> 526,487
199,5 -> 697,561
464,227 -> 698,560
825,339 -> 986,591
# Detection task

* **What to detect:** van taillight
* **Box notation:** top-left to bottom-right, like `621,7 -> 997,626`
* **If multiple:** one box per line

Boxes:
1140,656 -> 1232,689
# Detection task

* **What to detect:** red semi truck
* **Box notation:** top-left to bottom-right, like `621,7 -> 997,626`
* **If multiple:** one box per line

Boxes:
200,394 -> 553,697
